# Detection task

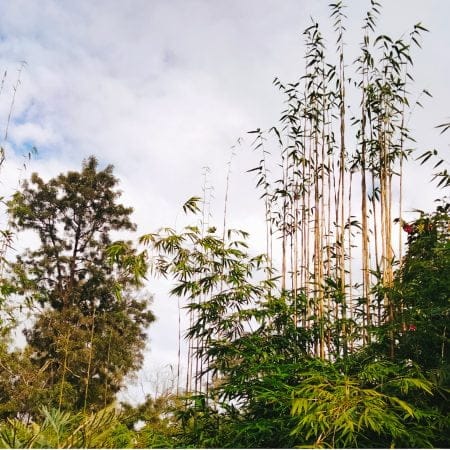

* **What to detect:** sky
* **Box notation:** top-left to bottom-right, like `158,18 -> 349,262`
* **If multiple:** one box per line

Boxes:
0,0 -> 449,403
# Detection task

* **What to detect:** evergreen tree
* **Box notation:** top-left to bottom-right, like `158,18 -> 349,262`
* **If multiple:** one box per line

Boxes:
7,156 -> 154,413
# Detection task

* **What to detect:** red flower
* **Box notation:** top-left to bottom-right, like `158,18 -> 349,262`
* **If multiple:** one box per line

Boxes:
408,324 -> 417,332
402,223 -> 414,234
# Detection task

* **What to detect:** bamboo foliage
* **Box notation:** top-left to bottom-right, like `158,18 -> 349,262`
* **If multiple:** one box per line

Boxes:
141,218 -> 271,396
132,1 -> 431,399
0,406 -> 124,448
245,1 -> 427,358
0,62 -> 27,283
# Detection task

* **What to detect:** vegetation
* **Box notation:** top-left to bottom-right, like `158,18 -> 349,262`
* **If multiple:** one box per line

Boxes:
110,201 -> 448,448
1,158 -> 154,418
0,1 -> 449,448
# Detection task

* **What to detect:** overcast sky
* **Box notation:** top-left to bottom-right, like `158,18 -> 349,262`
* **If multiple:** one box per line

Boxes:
0,0 -> 449,402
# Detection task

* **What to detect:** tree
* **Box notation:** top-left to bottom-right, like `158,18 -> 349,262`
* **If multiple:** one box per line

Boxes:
7,156 -> 154,414
394,201 -> 450,370
0,339 -> 48,421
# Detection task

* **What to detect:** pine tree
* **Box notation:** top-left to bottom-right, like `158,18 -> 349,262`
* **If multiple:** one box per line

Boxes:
7,156 -> 154,413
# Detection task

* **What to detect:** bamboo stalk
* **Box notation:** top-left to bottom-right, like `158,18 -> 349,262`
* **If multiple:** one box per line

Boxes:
83,308 -> 96,413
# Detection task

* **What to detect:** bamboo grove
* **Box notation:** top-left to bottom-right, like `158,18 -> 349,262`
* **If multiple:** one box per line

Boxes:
126,1 -> 445,398
249,2 -> 431,359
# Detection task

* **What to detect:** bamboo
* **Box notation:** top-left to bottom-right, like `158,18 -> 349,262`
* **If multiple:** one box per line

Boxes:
104,325 -> 112,408
58,328 -> 71,410
83,308 -> 96,413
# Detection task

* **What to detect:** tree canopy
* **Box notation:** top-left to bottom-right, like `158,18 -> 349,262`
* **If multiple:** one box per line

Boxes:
3,157 -> 154,415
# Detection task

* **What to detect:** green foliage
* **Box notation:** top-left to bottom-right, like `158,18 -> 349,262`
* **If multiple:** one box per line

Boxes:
7,156 -> 135,311
0,340 -> 59,421
108,191 -> 449,448
0,406 -> 133,448
126,394 -> 193,448
393,201 -> 450,369
5,156 -> 154,415
291,359 -> 441,448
